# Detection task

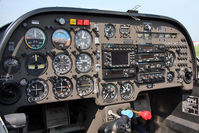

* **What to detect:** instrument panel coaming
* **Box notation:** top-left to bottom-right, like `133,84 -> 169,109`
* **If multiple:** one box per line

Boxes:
0,10 -> 195,113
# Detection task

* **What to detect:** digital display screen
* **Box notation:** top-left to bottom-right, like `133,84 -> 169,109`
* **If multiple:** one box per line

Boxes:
140,45 -> 153,49
107,70 -> 123,75
141,54 -> 154,59
111,51 -> 128,66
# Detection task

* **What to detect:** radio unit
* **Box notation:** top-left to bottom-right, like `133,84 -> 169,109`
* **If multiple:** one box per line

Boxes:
137,71 -> 165,84
103,68 -> 136,80
138,62 -> 165,72
102,44 -> 136,68
137,44 -> 166,53
137,53 -> 165,62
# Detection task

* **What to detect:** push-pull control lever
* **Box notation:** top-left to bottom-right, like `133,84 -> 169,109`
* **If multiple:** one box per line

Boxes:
98,109 -> 152,133
131,110 -> 152,120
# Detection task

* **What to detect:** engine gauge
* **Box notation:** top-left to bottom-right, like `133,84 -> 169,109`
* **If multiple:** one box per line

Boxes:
76,75 -> 94,96
75,30 -> 92,50
25,53 -> 47,76
53,53 -> 72,75
3,57 -> 20,74
102,83 -> 117,102
104,24 -> 115,38
120,82 -> 134,100
75,53 -> 92,73
165,51 -> 175,67
53,77 -> 73,98
26,78 -> 48,102
167,71 -> 175,82
25,27 -> 46,50
52,29 -> 71,49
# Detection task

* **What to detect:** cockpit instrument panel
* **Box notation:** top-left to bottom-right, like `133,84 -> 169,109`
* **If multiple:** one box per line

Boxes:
0,7 -> 196,114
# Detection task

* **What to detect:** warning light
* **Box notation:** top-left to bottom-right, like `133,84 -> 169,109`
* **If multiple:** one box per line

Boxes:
83,20 -> 90,25
70,19 -> 76,25
70,19 -> 90,26
77,19 -> 83,25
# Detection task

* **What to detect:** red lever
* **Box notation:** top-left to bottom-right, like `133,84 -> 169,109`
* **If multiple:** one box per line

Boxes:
132,110 -> 152,120
138,111 -> 152,120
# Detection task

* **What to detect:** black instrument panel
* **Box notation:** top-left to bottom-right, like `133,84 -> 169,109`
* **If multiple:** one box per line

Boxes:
0,8 -> 195,114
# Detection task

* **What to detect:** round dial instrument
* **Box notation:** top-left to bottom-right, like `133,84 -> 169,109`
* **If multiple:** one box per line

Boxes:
76,75 -> 94,96
120,82 -> 134,100
165,51 -> 175,67
25,53 -> 47,76
102,83 -> 117,102
104,24 -> 116,38
26,79 -> 48,102
25,27 -> 46,50
53,53 -> 72,75
52,29 -> 71,49
167,71 -> 175,82
75,30 -> 92,50
3,57 -> 20,74
53,77 -> 73,98
76,53 -> 92,73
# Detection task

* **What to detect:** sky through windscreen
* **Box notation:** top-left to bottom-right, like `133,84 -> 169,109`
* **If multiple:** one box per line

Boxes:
0,0 -> 198,41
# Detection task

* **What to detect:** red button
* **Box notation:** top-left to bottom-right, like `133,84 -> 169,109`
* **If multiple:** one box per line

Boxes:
83,20 -> 90,25
77,19 -> 83,25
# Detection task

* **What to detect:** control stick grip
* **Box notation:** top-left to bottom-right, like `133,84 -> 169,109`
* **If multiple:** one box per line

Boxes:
2,113 -> 26,129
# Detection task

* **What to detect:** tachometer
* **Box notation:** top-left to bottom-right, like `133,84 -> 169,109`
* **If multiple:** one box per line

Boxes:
53,77 -> 73,98
53,53 -> 72,75
25,27 -> 46,50
52,29 -> 71,49
26,78 -> 48,102
104,24 -> 115,38
75,30 -> 92,50
75,53 -> 92,73
102,83 -> 117,102
120,82 -> 134,100
76,75 -> 94,96
25,53 -> 47,76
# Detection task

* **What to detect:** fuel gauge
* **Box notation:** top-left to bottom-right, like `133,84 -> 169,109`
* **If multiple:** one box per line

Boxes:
120,82 -> 134,100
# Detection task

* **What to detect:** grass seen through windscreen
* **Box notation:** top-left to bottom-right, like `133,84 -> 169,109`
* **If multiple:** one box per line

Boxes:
194,46 -> 199,57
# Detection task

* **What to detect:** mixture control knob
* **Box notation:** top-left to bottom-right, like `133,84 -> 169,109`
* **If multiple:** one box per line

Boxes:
145,65 -> 150,69
149,75 -> 154,80
139,68 -> 145,72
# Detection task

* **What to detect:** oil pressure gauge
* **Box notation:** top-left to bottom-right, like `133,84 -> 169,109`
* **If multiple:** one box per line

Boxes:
102,83 -> 117,102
